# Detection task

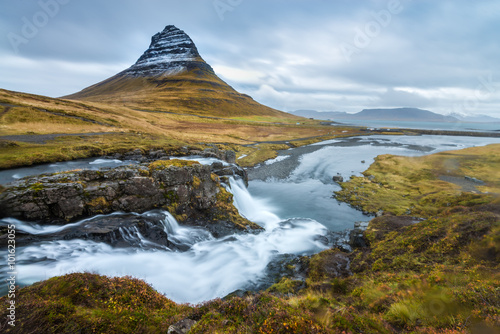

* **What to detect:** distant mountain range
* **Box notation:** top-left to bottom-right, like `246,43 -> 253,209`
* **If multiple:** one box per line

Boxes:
290,108 -> 500,123
448,113 -> 500,123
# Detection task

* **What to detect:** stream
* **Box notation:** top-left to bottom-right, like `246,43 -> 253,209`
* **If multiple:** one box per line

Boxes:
1,135 -> 499,303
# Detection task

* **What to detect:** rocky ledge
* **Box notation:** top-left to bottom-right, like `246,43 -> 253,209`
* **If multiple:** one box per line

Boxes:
0,159 -> 260,237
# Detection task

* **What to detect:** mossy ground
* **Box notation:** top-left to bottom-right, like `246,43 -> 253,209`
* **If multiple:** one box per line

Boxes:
213,186 -> 262,231
0,88 -> 365,169
335,144 -> 500,216
148,159 -> 199,172
3,145 -> 499,333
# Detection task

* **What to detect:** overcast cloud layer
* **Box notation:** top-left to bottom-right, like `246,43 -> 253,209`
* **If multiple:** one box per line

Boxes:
1,0 -> 499,116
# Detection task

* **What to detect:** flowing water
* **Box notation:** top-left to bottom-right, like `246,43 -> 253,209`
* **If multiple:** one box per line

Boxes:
1,135 -> 499,303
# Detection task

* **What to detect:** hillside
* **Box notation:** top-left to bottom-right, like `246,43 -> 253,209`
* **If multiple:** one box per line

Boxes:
0,88 -> 362,169
64,25 -> 292,119
450,113 -> 500,123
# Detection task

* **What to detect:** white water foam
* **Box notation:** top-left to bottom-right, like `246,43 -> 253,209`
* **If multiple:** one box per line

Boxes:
2,178 -> 328,304
89,159 -> 123,165
264,155 -> 290,165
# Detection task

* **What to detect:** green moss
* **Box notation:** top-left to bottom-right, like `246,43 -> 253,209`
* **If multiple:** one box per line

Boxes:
352,207 -> 499,273
307,249 -> 347,284
87,197 -> 110,214
335,144 -> 500,216
166,202 -> 187,222
267,278 -> 303,295
211,186 -> 262,231
0,273 -> 191,334
192,175 -> 201,188
164,190 -> 179,203
215,186 -> 233,203
148,159 -> 199,173
28,182 -> 45,192
236,143 -> 290,167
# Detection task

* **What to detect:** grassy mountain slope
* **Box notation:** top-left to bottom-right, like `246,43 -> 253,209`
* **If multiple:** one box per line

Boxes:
0,88 -> 361,169
63,25 -> 296,119
64,67 -> 291,119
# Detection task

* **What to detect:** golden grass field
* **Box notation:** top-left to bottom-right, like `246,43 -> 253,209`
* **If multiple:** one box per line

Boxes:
0,88 -> 364,169
64,66 -> 296,119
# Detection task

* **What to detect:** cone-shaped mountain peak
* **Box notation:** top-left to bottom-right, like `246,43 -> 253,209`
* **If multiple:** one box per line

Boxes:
64,25 -> 292,119
123,25 -> 214,77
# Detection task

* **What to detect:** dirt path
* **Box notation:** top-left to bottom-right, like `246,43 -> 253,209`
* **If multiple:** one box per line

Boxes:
0,132 -> 118,144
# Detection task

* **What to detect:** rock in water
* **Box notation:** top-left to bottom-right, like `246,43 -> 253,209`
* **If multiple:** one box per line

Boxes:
349,221 -> 369,248
332,174 -> 344,183
0,161 -> 262,237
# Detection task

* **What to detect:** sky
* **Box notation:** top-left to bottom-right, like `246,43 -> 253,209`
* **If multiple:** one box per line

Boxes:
1,0 -> 499,116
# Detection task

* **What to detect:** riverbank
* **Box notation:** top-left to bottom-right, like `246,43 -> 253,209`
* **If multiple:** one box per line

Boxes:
0,140 -> 499,333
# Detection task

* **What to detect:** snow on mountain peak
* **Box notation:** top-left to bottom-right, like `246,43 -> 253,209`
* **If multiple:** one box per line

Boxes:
123,25 -> 209,77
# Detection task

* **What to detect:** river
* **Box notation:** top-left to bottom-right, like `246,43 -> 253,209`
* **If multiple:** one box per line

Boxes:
1,135 -> 499,303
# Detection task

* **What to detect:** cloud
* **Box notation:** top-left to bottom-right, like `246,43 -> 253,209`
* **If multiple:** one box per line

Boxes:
372,88 -> 432,108
0,0 -> 499,117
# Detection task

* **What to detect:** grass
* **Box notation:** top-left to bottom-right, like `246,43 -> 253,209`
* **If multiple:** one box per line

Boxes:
235,143 -> 290,167
63,66 -> 298,119
0,88 -> 366,169
0,133 -> 184,169
335,144 -> 500,216
1,145 -> 500,333
148,159 -> 199,172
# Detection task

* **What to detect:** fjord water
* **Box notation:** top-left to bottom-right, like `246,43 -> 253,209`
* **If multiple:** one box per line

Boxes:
338,119 -> 500,132
247,135 -> 500,230
2,135 -> 500,303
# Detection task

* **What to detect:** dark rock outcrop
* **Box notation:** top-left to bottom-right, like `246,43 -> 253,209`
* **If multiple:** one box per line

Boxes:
349,221 -> 369,248
332,174 -> 344,183
106,146 -> 238,165
0,160 -> 261,237
167,319 -> 197,334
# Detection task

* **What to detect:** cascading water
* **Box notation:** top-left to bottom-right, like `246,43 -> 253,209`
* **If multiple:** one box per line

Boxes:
2,135 -> 500,303
0,177 -> 330,303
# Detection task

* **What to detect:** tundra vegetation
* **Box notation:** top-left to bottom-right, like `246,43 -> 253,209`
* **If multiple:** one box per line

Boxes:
1,144 -> 498,333
0,89 -> 363,169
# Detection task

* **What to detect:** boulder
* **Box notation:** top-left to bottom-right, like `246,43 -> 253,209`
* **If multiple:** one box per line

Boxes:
332,174 -> 344,183
168,319 -> 197,334
0,160 -> 261,237
349,221 -> 370,248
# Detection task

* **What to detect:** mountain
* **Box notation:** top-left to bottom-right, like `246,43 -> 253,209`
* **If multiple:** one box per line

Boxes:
355,108 -> 459,122
448,113 -> 500,123
291,108 -> 460,122
64,25 -> 292,119
289,110 -> 350,119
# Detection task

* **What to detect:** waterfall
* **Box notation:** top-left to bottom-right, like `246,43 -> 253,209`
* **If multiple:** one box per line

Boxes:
228,177 -> 281,229
1,177 -> 329,303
